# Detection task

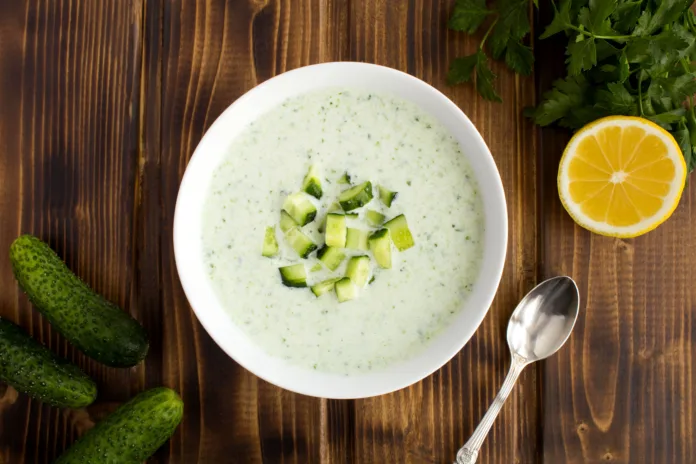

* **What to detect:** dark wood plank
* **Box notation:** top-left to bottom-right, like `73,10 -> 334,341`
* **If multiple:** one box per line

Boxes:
155,1 -> 350,462
0,0 -> 145,462
535,8 -> 696,464
348,1 -> 541,463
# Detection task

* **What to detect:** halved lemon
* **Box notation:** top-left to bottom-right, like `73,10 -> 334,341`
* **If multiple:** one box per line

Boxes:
558,116 -> 686,237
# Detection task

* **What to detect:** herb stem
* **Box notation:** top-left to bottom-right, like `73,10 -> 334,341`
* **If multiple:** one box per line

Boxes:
480,17 -> 499,49
566,24 -> 631,41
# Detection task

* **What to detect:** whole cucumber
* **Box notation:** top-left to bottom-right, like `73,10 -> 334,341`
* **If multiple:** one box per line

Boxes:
10,235 -> 149,367
55,387 -> 184,463
0,318 -> 97,408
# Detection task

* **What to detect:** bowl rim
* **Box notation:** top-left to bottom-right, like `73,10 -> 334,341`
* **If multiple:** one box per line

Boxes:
173,62 -> 508,399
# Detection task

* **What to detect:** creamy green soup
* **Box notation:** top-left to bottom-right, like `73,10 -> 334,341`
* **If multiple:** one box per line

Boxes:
201,88 -> 484,375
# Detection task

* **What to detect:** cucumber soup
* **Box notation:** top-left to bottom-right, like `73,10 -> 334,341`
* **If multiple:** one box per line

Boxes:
201,88 -> 484,375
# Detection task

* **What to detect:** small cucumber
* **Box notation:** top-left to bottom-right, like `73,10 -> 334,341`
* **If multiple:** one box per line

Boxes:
0,318 -> 97,408
55,387 -> 183,464
10,235 -> 149,368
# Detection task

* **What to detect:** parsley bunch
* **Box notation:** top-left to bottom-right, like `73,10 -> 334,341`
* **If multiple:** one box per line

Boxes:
448,0 -> 696,171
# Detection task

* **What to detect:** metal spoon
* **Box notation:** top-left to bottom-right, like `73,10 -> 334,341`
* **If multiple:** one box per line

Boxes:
455,276 -> 580,464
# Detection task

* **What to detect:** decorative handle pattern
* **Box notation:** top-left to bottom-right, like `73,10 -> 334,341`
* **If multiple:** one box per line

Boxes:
454,353 -> 527,464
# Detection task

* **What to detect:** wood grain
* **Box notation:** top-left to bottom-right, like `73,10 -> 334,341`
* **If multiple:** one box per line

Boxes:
348,1 -> 540,463
0,0 -> 694,463
535,7 -> 696,463
0,0 -> 145,462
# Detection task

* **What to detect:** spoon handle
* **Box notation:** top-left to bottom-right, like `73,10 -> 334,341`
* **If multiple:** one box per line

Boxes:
455,354 -> 526,464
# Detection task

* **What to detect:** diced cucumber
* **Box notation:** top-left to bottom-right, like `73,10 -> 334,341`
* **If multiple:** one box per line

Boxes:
279,264 -> 307,288
335,277 -> 357,303
310,263 -> 323,272
262,227 -> 279,257
345,213 -> 359,219
346,256 -> 371,287
345,228 -> 369,250
337,172 -> 351,184
302,165 -> 323,199
311,278 -> 339,297
338,182 -> 373,211
325,213 -> 347,248
328,202 -> 342,212
280,210 -> 298,233
285,228 -> 318,258
384,214 -> 415,251
369,229 -> 392,269
283,192 -> 317,226
378,185 -> 398,207
366,209 -> 385,227
317,246 -> 345,271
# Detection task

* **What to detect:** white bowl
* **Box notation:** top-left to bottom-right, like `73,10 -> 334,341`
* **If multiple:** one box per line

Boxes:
173,62 -> 507,399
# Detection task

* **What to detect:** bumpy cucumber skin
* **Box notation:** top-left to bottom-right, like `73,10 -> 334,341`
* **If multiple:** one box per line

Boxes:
10,235 -> 149,367
55,387 -> 184,464
0,318 -> 97,408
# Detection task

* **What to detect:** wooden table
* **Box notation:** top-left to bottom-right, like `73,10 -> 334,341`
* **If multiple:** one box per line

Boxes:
0,1 -> 693,462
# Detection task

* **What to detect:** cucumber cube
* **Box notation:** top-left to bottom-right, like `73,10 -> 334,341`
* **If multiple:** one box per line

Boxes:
325,213 -> 347,248
317,246 -> 346,271
311,278 -> 339,297
285,228 -> 318,258
345,228 -> 369,250
280,210 -> 298,233
279,264 -> 307,288
346,256 -> 371,287
262,227 -> 279,258
378,185 -> 398,207
302,165 -> 323,199
384,214 -> 415,251
369,229 -> 392,269
338,182 -> 373,211
335,277 -> 357,303
366,209 -> 385,227
283,192 -> 317,226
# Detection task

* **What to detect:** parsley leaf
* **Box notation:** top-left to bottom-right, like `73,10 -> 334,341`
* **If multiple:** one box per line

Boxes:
567,36 -> 597,75
447,53 -> 480,84
448,0 -> 493,34
672,126 -> 694,171
475,53 -> 503,102
540,0 -> 572,39
447,50 -> 502,102
594,82 -> 638,115
505,39 -> 534,75
489,0 -> 530,58
530,75 -> 590,126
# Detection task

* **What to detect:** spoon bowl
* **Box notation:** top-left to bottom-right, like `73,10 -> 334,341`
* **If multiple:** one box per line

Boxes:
507,276 -> 580,363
